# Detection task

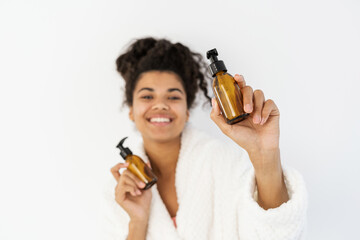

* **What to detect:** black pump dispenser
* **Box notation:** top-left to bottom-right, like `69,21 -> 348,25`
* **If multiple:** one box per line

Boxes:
206,48 -> 227,77
116,137 -> 133,159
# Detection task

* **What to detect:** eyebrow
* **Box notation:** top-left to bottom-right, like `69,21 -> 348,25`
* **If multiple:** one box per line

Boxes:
137,87 -> 154,93
168,88 -> 184,94
137,87 -> 184,94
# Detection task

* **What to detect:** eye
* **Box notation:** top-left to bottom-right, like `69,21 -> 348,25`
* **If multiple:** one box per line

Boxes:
169,96 -> 181,100
141,95 -> 153,100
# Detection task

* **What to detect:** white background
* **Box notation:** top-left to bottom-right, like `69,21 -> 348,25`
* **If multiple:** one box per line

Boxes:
0,0 -> 359,239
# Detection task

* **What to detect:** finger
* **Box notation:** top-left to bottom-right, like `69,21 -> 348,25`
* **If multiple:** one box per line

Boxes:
117,183 -> 140,197
260,99 -> 280,125
116,175 -> 142,196
122,176 -> 143,195
146,161 -> 151,168
241,86 -> 254,113
123,169 -> 146,189
234,74 -> 246,88
252,90 -> 265,124
111,162 -> 129,181
210,97 -> 231,135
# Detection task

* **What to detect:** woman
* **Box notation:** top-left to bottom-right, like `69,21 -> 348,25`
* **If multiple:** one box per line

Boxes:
101,37 -> 307,240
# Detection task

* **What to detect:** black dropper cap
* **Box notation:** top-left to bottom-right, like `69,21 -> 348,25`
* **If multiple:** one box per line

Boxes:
116,137 -> 133,159
206,48 -> 227,77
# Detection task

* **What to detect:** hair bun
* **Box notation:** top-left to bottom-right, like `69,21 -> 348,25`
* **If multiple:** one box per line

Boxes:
116,37 -> 157,82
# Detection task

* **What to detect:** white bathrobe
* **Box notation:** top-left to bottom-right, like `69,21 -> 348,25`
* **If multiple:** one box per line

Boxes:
100,123 -> 308,240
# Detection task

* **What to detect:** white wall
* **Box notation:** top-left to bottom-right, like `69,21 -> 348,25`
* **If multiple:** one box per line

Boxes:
0,0 -> 359,239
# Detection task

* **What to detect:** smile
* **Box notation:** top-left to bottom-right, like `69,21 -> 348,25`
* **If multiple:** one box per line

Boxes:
146,116 -> 174,126
149,117 -> 171,123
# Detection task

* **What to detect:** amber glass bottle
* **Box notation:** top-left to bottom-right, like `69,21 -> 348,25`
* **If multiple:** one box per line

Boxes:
116,137 -> 158,190
206,48 -> 250,124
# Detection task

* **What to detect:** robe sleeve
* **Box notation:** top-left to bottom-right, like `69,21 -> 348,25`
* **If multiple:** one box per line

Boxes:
237,163 -> 308,240
98,175 -> 130,240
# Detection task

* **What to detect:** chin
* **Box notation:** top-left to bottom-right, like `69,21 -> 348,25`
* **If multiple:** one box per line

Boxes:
145,129 -> 181,143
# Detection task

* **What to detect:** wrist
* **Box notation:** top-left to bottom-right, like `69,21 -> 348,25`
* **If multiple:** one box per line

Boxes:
130,217 -> 149,227
249,147 -> 281,174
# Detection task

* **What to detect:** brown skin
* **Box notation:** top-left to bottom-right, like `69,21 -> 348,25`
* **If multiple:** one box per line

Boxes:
111,161 -> 152,222
111,71 -> 289,239
128,70 -> 189,180
111,71 -> 188,238
210,74 -> 289,210
111,161 -> 153,240
128,70 -> 188,219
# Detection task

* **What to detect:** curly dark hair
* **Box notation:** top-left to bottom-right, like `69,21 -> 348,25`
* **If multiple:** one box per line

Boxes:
115,37 -> 212,109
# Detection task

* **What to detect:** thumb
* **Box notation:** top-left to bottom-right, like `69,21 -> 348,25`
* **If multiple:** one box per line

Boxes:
146,161 -> 151,168
210,98 -> 231,134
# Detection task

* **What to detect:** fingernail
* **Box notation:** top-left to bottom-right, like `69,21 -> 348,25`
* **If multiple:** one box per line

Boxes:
260,117 -> 266,125
211,98 -> 215,107
245,104 -> 252,112
140,182 -> 145,187
253,115 -> 261,124
136,189 -> 141,195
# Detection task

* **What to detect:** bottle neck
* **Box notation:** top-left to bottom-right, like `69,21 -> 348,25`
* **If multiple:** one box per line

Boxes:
124,154 -> 133,160
215,70 -> 226,76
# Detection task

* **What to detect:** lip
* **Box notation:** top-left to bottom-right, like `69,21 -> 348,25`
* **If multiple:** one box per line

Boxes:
146,114 -> 174,126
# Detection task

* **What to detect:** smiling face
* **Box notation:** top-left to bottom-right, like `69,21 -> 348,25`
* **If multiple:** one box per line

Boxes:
129,70 -> 189,143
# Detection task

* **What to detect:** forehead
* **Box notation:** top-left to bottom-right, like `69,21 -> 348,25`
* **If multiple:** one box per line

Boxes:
134,71 -> 185,91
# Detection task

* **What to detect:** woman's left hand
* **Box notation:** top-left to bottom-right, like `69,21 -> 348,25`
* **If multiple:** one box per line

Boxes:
210,74 -> 280,169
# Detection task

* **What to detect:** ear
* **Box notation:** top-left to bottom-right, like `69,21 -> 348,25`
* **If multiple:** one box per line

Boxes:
186,109 -> 190,122
129,107 -> 134,121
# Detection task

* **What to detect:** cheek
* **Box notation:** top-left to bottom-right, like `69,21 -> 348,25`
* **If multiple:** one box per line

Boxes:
173,103 -> 188,120
132,101 -> 149,120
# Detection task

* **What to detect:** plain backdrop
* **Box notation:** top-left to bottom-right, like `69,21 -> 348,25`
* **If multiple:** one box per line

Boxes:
0,0 -> 359,239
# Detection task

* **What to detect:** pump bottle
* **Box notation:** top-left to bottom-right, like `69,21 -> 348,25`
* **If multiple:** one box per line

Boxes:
116,137 -> 158,190
206,48 -> 250,124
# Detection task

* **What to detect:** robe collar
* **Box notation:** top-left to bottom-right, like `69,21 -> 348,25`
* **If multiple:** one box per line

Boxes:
129,123 -> 200,239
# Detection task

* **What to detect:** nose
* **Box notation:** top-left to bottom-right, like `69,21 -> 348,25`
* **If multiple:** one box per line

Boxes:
151,100 -> 169,111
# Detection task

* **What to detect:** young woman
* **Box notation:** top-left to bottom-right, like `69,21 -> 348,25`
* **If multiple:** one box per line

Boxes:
101,37 -> 307,240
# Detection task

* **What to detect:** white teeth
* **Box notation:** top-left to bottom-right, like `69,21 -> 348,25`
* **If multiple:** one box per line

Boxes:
150,118 -> 171,123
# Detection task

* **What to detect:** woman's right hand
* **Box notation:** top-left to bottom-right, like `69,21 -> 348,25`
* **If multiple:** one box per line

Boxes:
111,162 -> 153,222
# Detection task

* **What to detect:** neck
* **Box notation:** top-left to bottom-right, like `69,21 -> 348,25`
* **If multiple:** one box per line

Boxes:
143,135 -> 181,179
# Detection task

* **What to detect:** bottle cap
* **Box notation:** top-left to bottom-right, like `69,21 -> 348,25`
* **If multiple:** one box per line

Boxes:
116,137 -> 133,159
206,48 -> 227,77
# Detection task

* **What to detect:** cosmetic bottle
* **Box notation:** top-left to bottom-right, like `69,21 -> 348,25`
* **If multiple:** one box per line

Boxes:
116,137 -> 158,190
206,48 -> 250,124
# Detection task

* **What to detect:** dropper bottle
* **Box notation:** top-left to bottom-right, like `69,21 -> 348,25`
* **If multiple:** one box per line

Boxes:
116,137 -> 158,190
206,48 -> 250,124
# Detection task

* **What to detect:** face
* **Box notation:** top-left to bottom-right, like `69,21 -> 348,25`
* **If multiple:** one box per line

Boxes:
129,70 -> 189,143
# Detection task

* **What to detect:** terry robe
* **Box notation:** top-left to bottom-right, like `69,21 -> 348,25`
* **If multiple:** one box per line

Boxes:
100,124 -> 308,239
